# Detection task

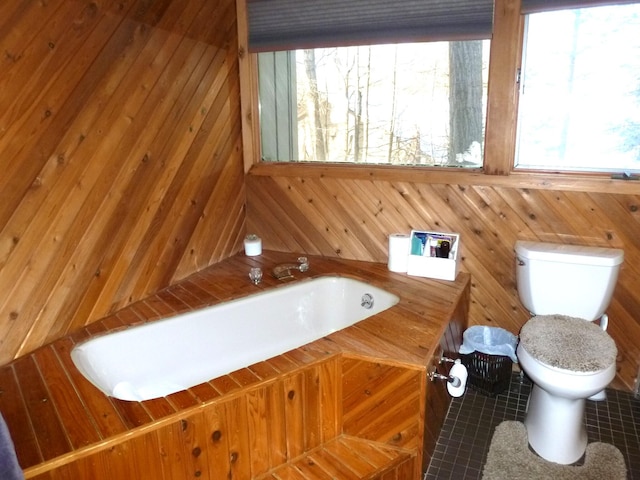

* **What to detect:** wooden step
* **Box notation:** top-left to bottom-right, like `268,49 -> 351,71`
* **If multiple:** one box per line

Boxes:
256,435 -> 416,480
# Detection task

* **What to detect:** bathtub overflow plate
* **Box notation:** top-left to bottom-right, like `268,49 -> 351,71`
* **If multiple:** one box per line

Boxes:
361,293 -> 374,309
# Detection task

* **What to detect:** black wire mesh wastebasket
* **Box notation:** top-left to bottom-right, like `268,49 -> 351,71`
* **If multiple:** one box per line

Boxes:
460,351 -> 513,397
459,326 -> 518,397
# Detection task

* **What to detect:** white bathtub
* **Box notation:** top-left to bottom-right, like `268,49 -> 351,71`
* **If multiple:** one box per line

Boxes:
71,275 -> 399,401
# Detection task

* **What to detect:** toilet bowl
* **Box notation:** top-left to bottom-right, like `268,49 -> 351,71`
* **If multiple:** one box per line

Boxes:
517,315 -> 617,464
514,241 -> 623,465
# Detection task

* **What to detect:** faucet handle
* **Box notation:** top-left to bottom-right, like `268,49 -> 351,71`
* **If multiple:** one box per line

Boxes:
297,256 -> 309,272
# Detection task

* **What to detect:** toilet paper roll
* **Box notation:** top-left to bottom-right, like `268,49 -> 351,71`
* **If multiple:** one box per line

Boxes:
244,234 -> 262,256
388,233 -> 411,272
447,360 -> 468,398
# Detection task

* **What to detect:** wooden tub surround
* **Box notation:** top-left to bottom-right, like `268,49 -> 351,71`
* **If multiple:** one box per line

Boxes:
0,252 -> 470,479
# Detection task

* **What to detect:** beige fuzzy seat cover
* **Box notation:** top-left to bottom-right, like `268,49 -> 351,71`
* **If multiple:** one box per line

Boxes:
519,315 -> 616,372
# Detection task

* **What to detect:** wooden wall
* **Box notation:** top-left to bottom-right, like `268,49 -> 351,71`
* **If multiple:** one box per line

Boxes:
245,168 -> 640,392
423,284 -> 469,472
2,0 -> 639,401
238,0 -> 640,394
0,0 -> 245,365
30,358 -> 345,479
27,355 -> 422,479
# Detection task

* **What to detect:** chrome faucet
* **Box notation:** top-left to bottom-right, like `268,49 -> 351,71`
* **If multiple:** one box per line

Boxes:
272,257 -> 309,280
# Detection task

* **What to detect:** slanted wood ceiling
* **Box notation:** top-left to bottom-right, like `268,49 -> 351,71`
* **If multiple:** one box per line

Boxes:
0,0 -> 245,364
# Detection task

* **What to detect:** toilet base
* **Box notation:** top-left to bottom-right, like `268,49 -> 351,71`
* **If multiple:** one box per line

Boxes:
588,389 -> 607,401
524,384 -> 587,464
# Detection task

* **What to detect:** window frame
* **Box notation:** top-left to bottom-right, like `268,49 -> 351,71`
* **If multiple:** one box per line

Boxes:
236,0 -> 640,195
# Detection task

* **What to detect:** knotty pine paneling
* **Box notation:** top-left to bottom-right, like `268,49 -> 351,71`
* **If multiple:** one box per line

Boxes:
28,358 -> 342,480
422,281 -> 469,472
5,253 -> 467,478
24,352 -> 421,479
341,358 -> 422,450
0,0 -> 245,364
246,174 -> 640,392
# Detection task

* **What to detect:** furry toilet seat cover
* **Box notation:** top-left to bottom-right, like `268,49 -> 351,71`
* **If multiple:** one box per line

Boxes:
519,315 -> 616,372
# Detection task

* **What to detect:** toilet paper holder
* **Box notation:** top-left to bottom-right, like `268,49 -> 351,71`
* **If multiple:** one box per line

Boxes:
428,368 -> 462,387
428,356 -> 462,387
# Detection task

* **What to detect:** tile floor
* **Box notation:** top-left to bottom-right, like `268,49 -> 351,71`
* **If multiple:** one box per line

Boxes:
425,373 -> 640,479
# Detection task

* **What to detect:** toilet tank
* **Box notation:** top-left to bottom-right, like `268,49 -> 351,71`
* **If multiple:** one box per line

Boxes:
515,241 -> 624,321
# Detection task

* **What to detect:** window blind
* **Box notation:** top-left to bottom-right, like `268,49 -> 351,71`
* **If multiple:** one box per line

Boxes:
522,0 -> 639,14
247,0 -> 494,52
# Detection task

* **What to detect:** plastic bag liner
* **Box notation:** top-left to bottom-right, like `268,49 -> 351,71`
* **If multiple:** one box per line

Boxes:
459,326 -> 518,363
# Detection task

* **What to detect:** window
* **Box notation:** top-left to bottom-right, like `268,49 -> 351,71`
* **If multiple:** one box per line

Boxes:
258,41 -> 490,167
246,0 -> 494,168
516,3 -> 640,173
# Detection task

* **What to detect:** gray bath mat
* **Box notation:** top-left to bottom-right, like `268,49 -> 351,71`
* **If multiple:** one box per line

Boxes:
482,421 -> 627,480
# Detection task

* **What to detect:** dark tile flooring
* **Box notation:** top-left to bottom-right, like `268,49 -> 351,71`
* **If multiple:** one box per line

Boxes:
425,373 -> 640,479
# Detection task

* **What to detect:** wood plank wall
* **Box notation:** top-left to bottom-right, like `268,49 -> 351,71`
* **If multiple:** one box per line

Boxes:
246,170 -> 640,392
28,357 -> 343,479
3,0 -> 639,404
423,281 -> 469,472
0,0 -> 245,365
26,354 -> 423,479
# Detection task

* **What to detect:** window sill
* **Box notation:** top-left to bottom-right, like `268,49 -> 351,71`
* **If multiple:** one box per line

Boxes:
247,162 -> 640,195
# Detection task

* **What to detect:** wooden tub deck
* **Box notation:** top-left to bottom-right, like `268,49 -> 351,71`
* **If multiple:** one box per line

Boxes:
0,252 -> 470,479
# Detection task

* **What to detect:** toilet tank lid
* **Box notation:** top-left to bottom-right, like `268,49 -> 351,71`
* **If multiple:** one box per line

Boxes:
515,241 -> 624,266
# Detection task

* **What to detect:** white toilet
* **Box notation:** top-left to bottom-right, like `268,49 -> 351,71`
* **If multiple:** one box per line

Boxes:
514,240 -> 624,465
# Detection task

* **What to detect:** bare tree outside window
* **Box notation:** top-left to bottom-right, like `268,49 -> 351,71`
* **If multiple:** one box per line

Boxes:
516,4 -> 640,172
302,49 -> 327,161
259,41 -> 490,167
449,41 -> 484,166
